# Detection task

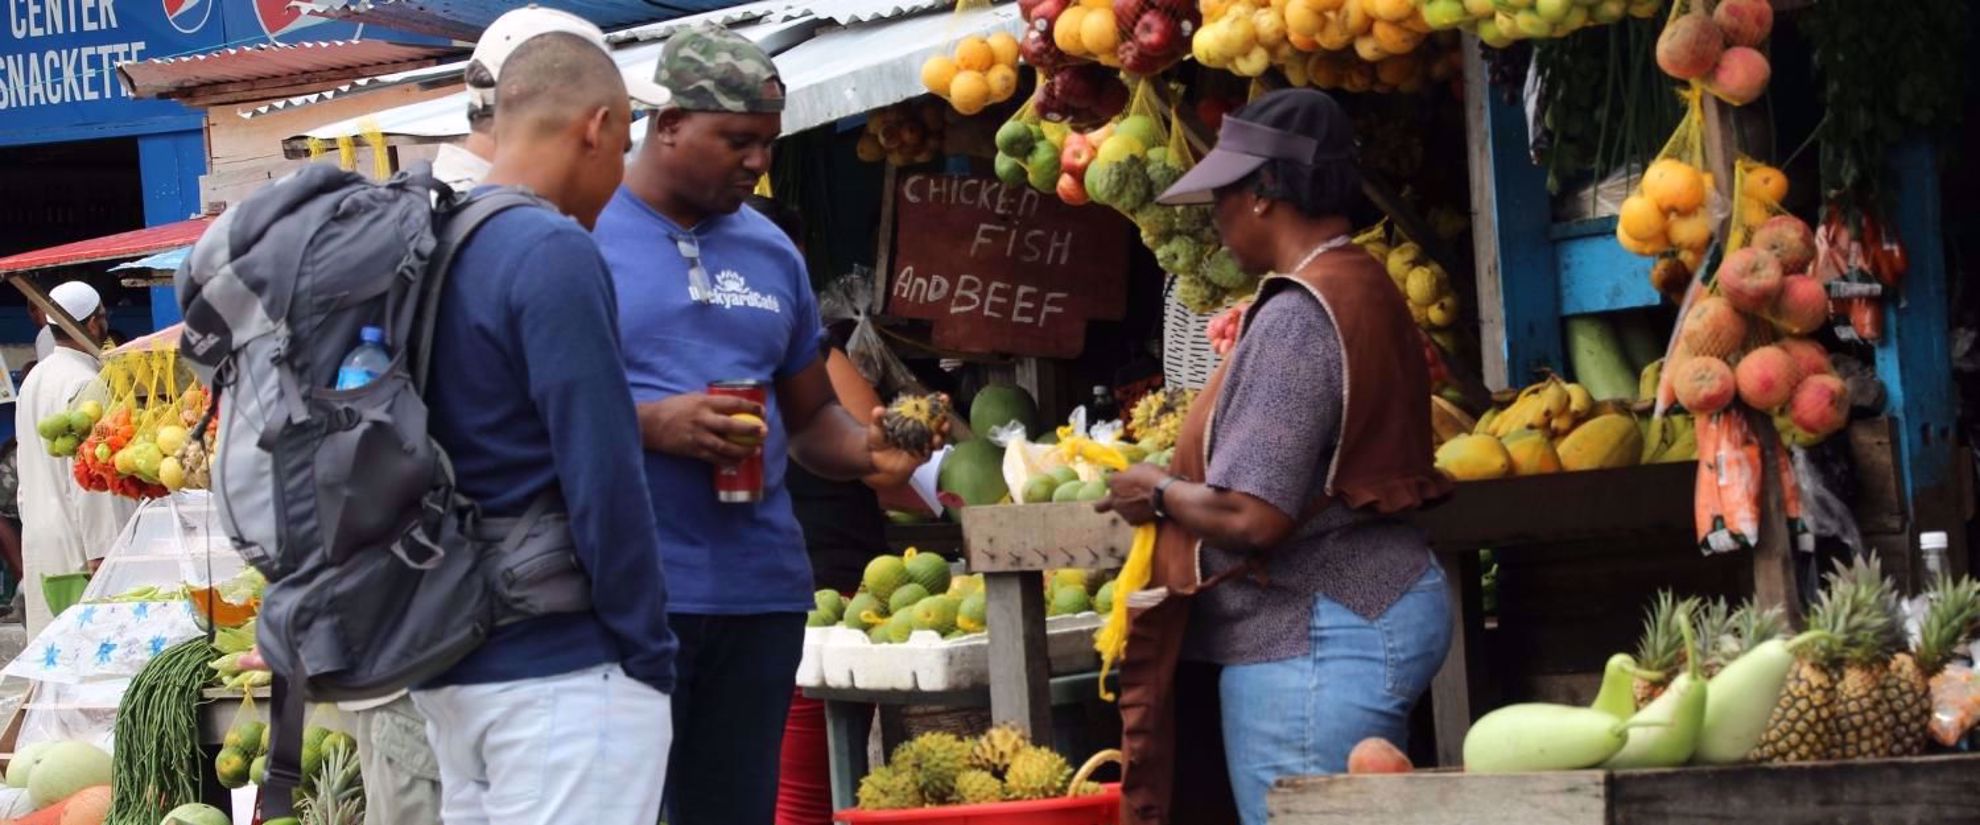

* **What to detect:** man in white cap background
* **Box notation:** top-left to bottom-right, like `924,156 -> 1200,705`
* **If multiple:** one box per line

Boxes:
12,281 -> 133,636
333,10 -> 635,825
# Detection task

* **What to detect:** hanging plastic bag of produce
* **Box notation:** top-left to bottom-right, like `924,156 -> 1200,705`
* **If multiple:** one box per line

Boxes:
214,691 -> 269,790
994,93 -> 1064,195
1113,0 -> 1200,75
819,265 -> 924,401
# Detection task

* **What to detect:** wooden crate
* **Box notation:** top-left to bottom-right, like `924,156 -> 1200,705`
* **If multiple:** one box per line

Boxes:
1268,755 -> 1980,825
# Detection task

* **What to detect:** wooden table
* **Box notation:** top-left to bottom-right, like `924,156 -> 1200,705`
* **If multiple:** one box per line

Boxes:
1267,754 -> 1980,825
805,671 -> 1111,813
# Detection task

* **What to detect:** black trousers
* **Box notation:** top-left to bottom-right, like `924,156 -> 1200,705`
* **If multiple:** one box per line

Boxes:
662,612 -> 807,825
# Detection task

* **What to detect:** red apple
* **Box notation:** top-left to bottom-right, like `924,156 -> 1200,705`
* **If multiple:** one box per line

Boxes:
1114,0 -> 1150,19
1057,172 -> 1090,205
1060,134 -> 1096,177
1026,0 -> 1069,26
1134,11 -> 1182,55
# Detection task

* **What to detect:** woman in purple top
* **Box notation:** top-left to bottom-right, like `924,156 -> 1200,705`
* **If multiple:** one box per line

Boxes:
1100,90 -> 1454,825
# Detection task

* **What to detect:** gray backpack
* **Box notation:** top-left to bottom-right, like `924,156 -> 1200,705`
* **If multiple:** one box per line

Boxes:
176,162 -> 593,705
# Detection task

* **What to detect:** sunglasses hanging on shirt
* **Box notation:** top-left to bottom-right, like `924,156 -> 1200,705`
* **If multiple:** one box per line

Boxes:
676,234 -> 715,304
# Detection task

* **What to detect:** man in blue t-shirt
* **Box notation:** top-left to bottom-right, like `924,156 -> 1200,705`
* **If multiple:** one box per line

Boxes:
594,24 -> 937,825
411,29 -> 679,825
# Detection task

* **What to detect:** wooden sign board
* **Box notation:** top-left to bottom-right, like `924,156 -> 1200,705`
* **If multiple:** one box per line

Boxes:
960,502 -> 1137,573
887,171 -> 1130,358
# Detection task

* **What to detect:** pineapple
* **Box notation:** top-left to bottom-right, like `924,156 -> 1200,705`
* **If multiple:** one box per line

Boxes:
1631,592 -> 1698,709
1890,574 -> 1980,756
1694,598 -> 1736,678
1752,580 -> 1855,763
1831,556 -> 1901,760
299,738 -> 365,825
1729,600 -> 1788,658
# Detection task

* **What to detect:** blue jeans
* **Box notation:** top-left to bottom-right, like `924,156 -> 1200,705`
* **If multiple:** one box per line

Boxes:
1218,564 -> 1454,825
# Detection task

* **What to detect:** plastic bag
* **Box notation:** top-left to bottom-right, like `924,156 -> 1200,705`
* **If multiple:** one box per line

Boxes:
821,266 -> 924,401
215,691 -> 269,789
1791,445 -> 1864,556
1930,664 -> 1980,748
1694,411 -> 1760,554
1034,62 -> 1129,130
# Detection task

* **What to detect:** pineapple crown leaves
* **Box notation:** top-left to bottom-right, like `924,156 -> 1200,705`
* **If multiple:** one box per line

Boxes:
1694,597 -> 1737,669
1729,600 -> 1789,656
1634,591 -> 1701,671
1916,573 -> 1980,674
1809,555 -> 1897,667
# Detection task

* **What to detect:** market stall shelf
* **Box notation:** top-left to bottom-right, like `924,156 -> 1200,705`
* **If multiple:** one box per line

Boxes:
1268,754 -> 1980,825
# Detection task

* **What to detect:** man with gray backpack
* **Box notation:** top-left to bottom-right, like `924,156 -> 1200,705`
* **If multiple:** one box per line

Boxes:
176,20 -> 677,825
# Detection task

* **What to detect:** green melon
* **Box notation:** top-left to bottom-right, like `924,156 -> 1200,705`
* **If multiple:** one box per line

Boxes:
1049,586 -> 1092,617
969,385 -> 1039,439
1051,480 -> 1086,503
5,741 -> 52,788
888,583 -> 932,614
904,552 -> 952,595
939,440 -> 1008,511
1076,480 -> 1109,502
863,556 -> 909,602
1020,475 -> 1059,504
1095,580 -> 1118,614
26,741 -> 111,809
814,590 -> 847,623
163,804 -> 233,825
842,593 -> 885,630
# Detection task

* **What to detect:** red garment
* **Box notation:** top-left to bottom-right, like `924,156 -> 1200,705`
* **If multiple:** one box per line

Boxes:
777,689 -> 833,825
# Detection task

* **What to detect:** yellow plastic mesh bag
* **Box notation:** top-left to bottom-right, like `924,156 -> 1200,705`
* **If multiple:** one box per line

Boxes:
1094,523 -> 1157,702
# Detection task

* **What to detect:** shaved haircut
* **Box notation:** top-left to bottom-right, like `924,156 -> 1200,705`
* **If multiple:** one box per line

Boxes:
494,32 -> 629,139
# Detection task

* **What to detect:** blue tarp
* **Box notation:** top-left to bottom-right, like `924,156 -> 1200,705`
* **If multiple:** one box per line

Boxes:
109,247 -> 191,274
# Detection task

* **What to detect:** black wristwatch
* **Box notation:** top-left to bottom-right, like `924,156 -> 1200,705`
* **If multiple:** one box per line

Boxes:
1152,476 -> 1180,520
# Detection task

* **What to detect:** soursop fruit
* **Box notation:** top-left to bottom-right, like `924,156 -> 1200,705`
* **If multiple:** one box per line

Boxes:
857,765 -> 924,810
953,769 -> 1006,804
863,555 -> 909,602
904,551 -> 952,596
1004,746 -> 1073,800
894,732 -> 973,803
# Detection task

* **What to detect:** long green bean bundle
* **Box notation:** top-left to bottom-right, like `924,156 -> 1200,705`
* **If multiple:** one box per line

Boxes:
108,637 -> 215,825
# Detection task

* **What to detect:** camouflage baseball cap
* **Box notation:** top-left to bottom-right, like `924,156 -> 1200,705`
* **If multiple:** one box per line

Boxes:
654,23 -> 785,113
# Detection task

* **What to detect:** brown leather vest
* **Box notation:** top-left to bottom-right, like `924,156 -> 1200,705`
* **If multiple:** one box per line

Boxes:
1116,247 -> 1450,825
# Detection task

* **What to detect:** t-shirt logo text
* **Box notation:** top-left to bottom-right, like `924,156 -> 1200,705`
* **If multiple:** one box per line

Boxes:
712,270 -> 782,312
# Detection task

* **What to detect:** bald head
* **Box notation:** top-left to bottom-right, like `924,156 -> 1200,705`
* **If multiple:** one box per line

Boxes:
493,32 -> 630,142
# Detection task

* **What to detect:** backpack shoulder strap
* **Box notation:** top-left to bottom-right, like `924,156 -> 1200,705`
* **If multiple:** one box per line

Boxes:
258,669 -> 310,819
409,188 -> 547,393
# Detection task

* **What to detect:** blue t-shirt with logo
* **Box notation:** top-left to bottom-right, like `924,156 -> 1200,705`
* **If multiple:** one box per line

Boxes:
595,186 -> 825,615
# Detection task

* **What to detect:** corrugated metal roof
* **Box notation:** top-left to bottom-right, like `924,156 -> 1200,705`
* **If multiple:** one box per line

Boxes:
812,0 -> 952,25
291,3 -> 1019,146
241,58 -> 469,119
298,0 -> 756,41
0,218 -> 213,276
120,40 -> 464,101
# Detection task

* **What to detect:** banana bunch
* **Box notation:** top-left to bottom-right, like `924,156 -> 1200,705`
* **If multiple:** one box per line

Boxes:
1641,412 -> 1700,464
1475,374 -> 1593,440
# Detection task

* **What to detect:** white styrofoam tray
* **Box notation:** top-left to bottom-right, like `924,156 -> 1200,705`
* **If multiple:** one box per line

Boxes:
797,612 -> 1104,693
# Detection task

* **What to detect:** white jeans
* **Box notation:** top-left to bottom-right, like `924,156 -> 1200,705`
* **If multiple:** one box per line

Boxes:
412,663 -> 671,825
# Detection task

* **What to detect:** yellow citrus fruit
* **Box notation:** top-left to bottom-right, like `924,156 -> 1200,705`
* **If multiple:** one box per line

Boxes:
949,71 -> 991,115
1285,0 -> 1325,36
1081,8 -> 1121,54
1739,196 -> 1773,229
1616,219 -> 1669,256
1643,159 -> 1706,214
985,64 -> 1019,103
727,413 -> 767,447
1253,8 -> 1289,47
1056,7 -> 1091,54
1353,33 -> 1388,62
1743,165 -> 1788,204
1618,195 -> 1668,243
1373,20 -> 1423,55
1665,210 -> 1713,252
1370,0 -> 1416,22
1311,0 -> 1347,11
987,32 -> 1021,68
1344,0 -> 1375,34
1405,266 -> 1442,306
954,37 -> 995,72
921,55 -> 958,97
1427,294 -> 1460,328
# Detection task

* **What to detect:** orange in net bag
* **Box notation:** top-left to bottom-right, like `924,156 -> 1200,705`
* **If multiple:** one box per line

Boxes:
920,1 -> 1022,116
1624,87 -> 1724,299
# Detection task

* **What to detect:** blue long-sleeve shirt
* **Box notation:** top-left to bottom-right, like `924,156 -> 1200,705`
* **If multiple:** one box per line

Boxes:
422,200 -> 676,694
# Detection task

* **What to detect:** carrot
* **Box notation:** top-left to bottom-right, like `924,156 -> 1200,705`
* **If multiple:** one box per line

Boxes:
1694,413 -> 1727,552
1714,413 -> 1763,548
3,785 -> 110,825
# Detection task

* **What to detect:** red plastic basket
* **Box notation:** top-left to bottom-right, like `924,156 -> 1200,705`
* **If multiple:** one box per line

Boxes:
832,784 -> 1121,825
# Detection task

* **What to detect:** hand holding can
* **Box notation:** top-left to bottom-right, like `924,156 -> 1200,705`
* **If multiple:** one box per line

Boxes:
708,380 -> 768,503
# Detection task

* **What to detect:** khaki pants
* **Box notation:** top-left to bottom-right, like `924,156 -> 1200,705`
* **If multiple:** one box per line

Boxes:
351,695 -> 442,825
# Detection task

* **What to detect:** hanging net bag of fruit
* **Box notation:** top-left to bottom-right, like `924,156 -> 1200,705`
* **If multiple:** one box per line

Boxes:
1618,85 -> 1720,277
921,2 -> 1023,116
994,94 -> 1066,196
1111,0 -> 1200,75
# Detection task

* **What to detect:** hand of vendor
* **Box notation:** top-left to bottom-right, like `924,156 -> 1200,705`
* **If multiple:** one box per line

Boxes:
1096,463 -> 1171,526
861,397 -> 949,488
638,393 -> 767,466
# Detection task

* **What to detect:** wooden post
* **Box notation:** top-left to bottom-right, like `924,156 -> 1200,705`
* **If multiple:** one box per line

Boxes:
1750,411 -> 1804,627
1461,35 -> 1561,390
1429,548 -> 1484,767
984,571 -> 1053,738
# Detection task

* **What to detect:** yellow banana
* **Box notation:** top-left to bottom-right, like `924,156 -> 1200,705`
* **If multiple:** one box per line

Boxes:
1658,414 -> 1698,462
1475,406 -> 1502,436
1638,358 -> 1665,403
1566,383 -> 1595,418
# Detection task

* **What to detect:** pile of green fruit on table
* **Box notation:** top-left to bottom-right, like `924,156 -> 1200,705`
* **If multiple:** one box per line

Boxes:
812,550 -> 1119,643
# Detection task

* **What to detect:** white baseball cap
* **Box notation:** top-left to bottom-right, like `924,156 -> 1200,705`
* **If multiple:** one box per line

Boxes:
466,6 -> 671,117
47,282 -> 102,326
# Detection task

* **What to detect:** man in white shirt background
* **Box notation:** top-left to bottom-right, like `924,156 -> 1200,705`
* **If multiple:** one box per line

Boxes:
12,282 -> 134,636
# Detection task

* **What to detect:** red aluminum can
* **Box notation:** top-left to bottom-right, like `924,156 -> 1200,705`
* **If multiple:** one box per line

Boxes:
709,379 -> 768,503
